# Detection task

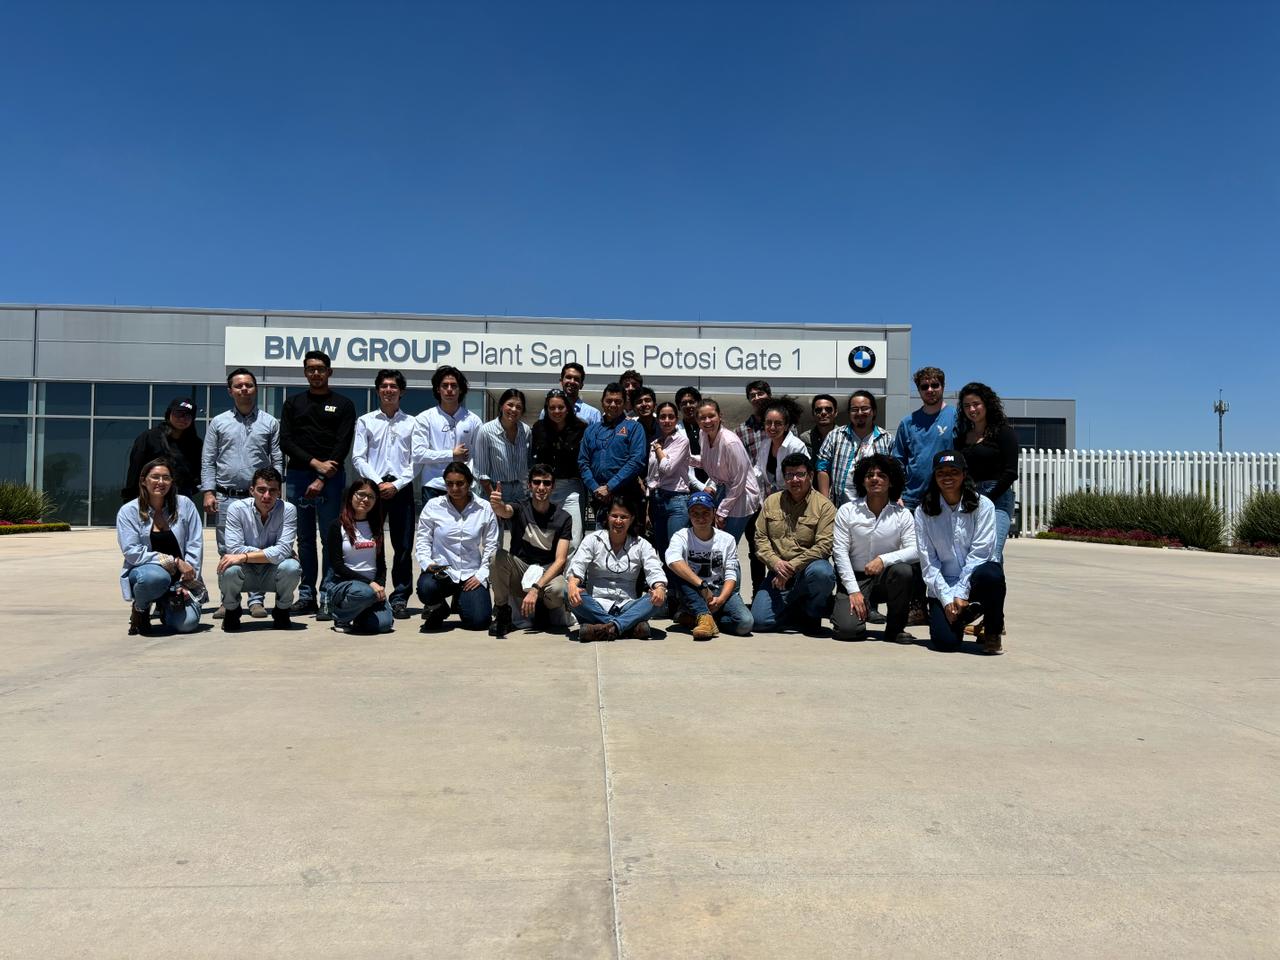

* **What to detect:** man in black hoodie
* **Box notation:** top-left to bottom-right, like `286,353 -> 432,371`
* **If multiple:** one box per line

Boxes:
121,397 -> 203,502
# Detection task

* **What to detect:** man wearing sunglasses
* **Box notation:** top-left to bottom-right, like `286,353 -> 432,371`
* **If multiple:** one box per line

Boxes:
891,366 -> 958,512
487,464 -> 574,637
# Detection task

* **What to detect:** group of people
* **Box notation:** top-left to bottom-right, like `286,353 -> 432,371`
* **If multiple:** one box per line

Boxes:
116,353 -> 1019,654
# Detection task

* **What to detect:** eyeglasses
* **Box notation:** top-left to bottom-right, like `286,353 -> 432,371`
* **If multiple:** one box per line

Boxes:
918,381 -> 943,391
783,472 -> 809,481
352,491 -> 376,501
529,478 -> 554,487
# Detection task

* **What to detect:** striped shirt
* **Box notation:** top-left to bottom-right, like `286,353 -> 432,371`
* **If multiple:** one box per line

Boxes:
474,419 -> 532,486
816,424 -> 895,508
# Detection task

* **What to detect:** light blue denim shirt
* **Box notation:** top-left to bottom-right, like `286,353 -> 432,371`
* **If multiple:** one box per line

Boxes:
913,496 -> 995,605
116,495 -> 204,600
200,407 -> 283,493
224,497 -> 298,566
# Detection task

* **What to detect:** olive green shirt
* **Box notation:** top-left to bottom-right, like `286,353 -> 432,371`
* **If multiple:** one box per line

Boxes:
753,489 -> 836,574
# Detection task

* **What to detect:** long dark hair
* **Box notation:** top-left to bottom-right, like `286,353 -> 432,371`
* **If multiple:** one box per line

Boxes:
541,388 -> 585,434
339,478 -> 384,548
135,457 -> 179,523
920,466 -> 981,516
957,381 -> 1008,445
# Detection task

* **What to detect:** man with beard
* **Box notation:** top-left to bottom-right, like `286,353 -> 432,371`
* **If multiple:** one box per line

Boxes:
816,390 -> 894,508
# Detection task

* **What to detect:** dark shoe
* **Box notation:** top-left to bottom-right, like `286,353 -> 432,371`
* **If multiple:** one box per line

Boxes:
907,602 -> 929,627
291,597 -> 318,615
391,602 -> 410,620
222,609 -> 242,632
958,602 -> 984,628
675,609 -> 697,628
248,601 -> 268,619
491,605 -> 512,639
887,631 -> 916,644
420,602 -> 448,628
315,597 -> 334,622
579,623 -> 611,643
865,608 -> 887,624
128,605 -> 152,637
212,603 -> 226,620
271,608 -> 291,630
980,624 -> 1003,655
629,620 -> 651,640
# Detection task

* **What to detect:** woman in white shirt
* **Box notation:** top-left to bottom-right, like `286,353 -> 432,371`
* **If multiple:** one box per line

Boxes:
415,461 -> 501,631
914,450 -> 1005,654
325,479 -> 393,634
566,497 -> 667,642
754,400 -> 807,497
831,454 -> 918,643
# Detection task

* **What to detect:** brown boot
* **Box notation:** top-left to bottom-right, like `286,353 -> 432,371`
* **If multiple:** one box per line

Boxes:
629,620 -> 651,640
691,613 -> 719,641
128,605 -> 152,637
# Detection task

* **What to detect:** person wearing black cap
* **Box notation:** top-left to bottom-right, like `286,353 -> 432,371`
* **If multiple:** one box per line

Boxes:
121,397 -> 203,503
913,449 -> 1006,654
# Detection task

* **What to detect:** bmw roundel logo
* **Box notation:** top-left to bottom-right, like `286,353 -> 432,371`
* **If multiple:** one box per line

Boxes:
847,345 -> 876,374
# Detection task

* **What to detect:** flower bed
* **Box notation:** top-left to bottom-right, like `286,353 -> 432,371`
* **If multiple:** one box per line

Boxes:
1038,526 -> 1183,549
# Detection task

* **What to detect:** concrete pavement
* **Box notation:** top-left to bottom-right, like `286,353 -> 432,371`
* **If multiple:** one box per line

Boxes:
1,531 -> 1276,958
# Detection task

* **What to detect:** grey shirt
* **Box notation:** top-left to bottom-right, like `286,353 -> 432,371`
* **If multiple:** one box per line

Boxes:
224,497 -> 297,566
200,407 -> 283,494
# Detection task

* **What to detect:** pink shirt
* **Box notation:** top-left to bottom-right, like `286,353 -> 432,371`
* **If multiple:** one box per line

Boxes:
647,428 -> 691,493
695,427 -> 761,520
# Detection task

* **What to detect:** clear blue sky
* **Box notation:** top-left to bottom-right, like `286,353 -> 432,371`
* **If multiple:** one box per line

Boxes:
1,1 -> 1275,450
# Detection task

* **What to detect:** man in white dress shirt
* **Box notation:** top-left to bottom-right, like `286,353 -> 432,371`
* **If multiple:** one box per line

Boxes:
414,461 -> 500,631
831,454 -> 919,643
413,365 -> 482,504
352,369 -> 417,619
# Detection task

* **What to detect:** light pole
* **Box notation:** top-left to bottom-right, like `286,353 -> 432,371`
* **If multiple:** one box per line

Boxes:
1213,389 -> 1229,453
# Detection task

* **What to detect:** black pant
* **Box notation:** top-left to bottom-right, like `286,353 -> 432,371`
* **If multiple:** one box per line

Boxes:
383,482 -> 416,605
832,562 -> 914,640
927,561 -> 1006,646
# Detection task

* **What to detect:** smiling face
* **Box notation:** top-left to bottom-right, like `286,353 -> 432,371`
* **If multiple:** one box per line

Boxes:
656,406 -> 679,436
688,502 -> 715,533
444,472 -> 471,508
848,395 -> 875,434
304,359 -> 331,392
763,410 -> 788,442
634,393 -> 655,419
500,397 -> 524,425
961,392 -> 986,427
142,464 -> 173,501
528,471 -> 554,505
560,367 -> 584,400
607,503 -> 633,538
812,399 -> 836,429
783,463 -> 812,501
377,377 -> 403,411
934,465 -> 965,500
601,391 -> 625,421
697,403 -> 721,435
546,396 -> 568,425
678,394 -> 699,421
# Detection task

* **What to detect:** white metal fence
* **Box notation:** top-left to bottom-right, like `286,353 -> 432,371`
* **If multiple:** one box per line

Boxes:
1017,449 -> 1280,537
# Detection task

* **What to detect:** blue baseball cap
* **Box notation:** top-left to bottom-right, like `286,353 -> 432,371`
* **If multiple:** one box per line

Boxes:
688,491 -> 716,511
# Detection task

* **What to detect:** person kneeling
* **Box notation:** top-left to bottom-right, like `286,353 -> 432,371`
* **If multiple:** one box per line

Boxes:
415,461 -> 500,631
665,491 -> 753,640
117,457 -> 205,636
488,465 -> 573,637
914,450 -> 1006,655
751,453 -> 836,635
832,454 -> 919,643
566,497 -> 666,642
217,467 -> 302,631
324,479 -> 394,634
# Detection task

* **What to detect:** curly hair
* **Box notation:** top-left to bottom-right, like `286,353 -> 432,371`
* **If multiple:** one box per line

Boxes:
852,453 -> 905,501
957,381 -> 1009,445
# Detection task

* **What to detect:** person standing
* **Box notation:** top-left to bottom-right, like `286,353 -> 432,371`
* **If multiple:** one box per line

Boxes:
691,399 -> 760,544
816,390 -> 895,508
579,382 -> 647,528
665,491 -> 754,640
891,367 -> 958,512
531,388 -> 587,548
750,453 -> 836,635
800,394 -> 838,464
280,350 -> 356,617
415,461 -> 500,632
487,464 -> 574,637
122,397 -> 203,503
734,380 -> 773,466
831,455 -> 918,643
545,362 -> 601,426
914,451 -> 1005,655
475,388 -> 532,508
413,365 -> 482,503
632,386 -> 658,442
201,368 -> 283,619
956,382 -> 1020,564
646,401 -> 691,569
351,369 -> 417,619
675,386 -> 710,492
619,370 -> 644,419
217,467 -> 303,632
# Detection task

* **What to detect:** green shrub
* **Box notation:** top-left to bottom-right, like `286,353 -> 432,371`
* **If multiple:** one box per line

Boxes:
1048,490 -> 1224,550
0,483 -> 55,523
1235,491 -> 1280,546
0,522 -> 71,535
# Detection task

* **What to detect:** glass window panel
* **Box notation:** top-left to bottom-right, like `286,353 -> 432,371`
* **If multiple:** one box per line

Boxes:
0,418 -> 29,484
94,383 -> 151,418
92,418 -> 150,526
401,388 -> 435,416
0,381 -> 29,415
206,382 -> 236,417
39,418 -> 90,525
39,382 -> 92,416
330,388 -> 369,413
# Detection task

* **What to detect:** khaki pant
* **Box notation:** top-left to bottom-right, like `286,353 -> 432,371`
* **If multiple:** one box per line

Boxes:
492,551 -> 567,621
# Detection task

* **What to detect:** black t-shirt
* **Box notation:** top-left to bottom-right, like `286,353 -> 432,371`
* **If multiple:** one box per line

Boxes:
530,418 -> 586,480
510,500 -> 573,566
957,424 -> 1020,499
150,527 -> 182,558
280,391 -> 357,470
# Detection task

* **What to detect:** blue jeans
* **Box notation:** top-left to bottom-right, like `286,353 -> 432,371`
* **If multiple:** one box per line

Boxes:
928,561 -> 1006,646
572,594 -> 656,634
720,513 -> 752,545
550,478 -> 585,549
751,559 -> 836,632
328,580 -> 394,634
287,468 -> 345,603
416,572 -> 493,629
218,559 -> 303,611
127,564 -> 201,633
977,481 -> 1015,564
650,489 -> 689,564
675,581 -> 753,635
